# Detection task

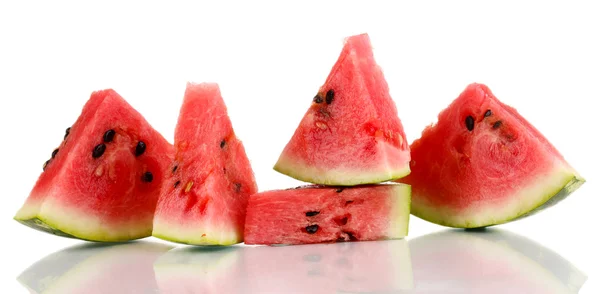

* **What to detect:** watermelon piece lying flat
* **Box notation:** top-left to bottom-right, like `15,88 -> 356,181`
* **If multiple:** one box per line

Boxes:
18,242 -> 172,293
153,83 -> 258,245
14,90 -> 174,241
244,184 -> 410,245
409,230 -> 587,293
399,83 -> 584,228
274,33 -> 411,186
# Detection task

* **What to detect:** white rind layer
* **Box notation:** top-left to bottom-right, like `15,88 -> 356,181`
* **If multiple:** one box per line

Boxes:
412,162 -> 585,228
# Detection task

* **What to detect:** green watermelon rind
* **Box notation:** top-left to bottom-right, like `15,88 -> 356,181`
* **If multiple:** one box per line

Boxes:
411,166 -> 585,228
387,184 -> 412,238
14,199 -> 152,242
273,157 -> 411,186
152,220 -> 241,246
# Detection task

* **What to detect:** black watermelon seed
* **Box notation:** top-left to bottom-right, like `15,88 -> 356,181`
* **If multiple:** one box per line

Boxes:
313,94 -> 323,104
103,129 -> 116,143
336,188 -> 344,193
174,180 -> 181,188
305,224 -> 319,234
135,141 -> 146,156
465,116 -> 475,131
220,139 -> 226,148
345,200 -> 354,205
493,121 -> 502,129
325,89 -> 334,104
43,160 -> 50,171
305,211 -> 320,217
223,167 -> 227,173
64,127 -> 71,139
92,144 -> 106,158
141,171 -> 153,183
484,109 -> 492,117
51,148 -> 59,158
234,183 -> 242,192
172,165 -> 178,173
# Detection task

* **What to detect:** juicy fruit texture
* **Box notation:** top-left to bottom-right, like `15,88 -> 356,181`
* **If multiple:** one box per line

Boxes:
399,83 -> 584,228
245,240 -> 414,292
244,184 -> 410,245
153,83 -> 258,245
409,230 -> 587,293
274,33 -> 411,186
14,90 -> 174,241
18,242 -> 172,293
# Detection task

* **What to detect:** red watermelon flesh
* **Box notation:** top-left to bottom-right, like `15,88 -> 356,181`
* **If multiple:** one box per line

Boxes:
399,83 -> 584,228
153,82 -> 258,245
14,89 -> 174,241
244,184 -> 410,245
274,33 -> 411,186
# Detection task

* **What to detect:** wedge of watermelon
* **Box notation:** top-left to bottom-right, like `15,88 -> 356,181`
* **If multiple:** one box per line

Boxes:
274,33 -> 411,186
244,184 -> 410,245
399,83 -> 584,228
14,89 -> 174,241
153,82 -> 258,245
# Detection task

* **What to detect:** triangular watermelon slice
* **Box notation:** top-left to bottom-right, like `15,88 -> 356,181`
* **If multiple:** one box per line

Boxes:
399,83 -> 585,228
274,33 -> 411,186
14,90 -> 174,241
152,82 -> 258,245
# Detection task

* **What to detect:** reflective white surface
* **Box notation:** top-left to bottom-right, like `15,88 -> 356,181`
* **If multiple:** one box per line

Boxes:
16,229 -> 586,293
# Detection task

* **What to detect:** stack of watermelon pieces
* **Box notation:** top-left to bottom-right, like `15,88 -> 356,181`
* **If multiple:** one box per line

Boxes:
13,32 -> 585,246
244,34 -> 413,245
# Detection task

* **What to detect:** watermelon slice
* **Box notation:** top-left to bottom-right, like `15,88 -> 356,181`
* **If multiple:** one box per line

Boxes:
244,184 -> 410,245
409,230 -> 587,293
399,83 -> 584,228
274,33 -> 411,186
244,240 -> 414,292
14,89 -> 174,241
153,82 -> 258,245
18,242 -> 172,293
154,247 -> 243,293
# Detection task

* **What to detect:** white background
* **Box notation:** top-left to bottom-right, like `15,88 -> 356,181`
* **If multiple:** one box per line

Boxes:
0,1 -> 598,293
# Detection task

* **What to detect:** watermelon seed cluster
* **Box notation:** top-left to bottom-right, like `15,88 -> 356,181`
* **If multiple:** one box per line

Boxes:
42,127 -> 72,171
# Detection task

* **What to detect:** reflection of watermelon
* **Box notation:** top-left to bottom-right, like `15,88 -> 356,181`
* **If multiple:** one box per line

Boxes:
399,83 -> 584,228
244,184 -> 410,245
274,33 -> 411,186
153,83 -> 258,245
14,90 -> 174,241
244,240 -> 413,293
17,242 -> 172,294
408,229 -> 586,293
154,247 -> 243,294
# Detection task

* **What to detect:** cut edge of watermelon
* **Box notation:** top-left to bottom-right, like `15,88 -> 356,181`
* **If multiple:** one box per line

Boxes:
411,163 -> 585,228
14,197 -> 152,242
273,157 -> 411,186
388,184 -> 412,238
152,219 -> 241,246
